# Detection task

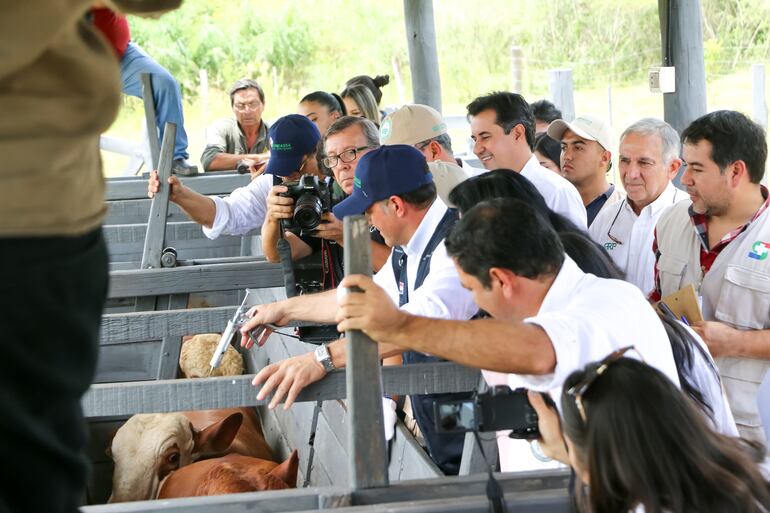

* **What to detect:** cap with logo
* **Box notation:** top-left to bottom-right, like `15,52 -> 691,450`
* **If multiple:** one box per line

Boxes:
428,160 -> 469,208
380,104 -> 448,146
332,145 -> 433,218
546,114 -> 613,152
265,114 -> 321,177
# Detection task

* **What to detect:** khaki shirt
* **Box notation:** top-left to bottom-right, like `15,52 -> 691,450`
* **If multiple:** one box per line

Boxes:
0,0 -> 178,236
200,118 -> 269,171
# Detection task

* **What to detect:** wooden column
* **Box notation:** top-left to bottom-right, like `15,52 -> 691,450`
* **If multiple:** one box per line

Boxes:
403,0 -> 442,112
140,123 -> 176,270
658,0 -> 707,134
140,73 -> 160,170
343,216 -> 389,489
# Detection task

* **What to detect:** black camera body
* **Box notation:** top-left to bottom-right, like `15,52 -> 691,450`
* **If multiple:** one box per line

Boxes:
433,386 -> 544,439
279,174 -> 332,236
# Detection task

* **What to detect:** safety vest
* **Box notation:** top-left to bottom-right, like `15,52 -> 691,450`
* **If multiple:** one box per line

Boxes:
656,200 -> 770,442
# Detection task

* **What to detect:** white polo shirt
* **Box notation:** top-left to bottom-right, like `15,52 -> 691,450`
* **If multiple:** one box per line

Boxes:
202,173 -> 272,239
520,155 -> 587,230
589,183 -> 687,295
483,256 -> 680,472
373,198 -> 478,320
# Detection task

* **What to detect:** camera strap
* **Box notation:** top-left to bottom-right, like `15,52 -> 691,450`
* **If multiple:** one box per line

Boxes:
473,430 -> 508,513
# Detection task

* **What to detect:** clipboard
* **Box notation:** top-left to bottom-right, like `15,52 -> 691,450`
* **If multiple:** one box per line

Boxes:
656,284 -> 703,324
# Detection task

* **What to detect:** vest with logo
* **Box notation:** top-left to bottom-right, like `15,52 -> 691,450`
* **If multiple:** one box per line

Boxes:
656,199 -> 770,442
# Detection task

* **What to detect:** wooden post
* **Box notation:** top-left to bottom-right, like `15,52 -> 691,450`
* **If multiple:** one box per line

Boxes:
343,215 -> 389,489
753,64 -> 768,129
403,0 -> 442,112
510,46 -> 523,94
140,123 -> 176,270
549,69 -> 575,122
140,73 -> 160,170
658,0 -> 707,135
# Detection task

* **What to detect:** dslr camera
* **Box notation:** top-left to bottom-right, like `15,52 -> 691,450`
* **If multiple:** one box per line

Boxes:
433,386 -> 547,439
280,174 -> 332,236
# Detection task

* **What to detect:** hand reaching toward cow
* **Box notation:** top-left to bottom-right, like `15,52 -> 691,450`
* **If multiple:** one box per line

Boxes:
240,303 -> 291,349
252,352 -> 326,409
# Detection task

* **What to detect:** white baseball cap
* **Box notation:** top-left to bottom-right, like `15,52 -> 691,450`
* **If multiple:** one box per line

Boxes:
428,160 -> 469,208
380,104 -> 448,146
547,114 -> 613,152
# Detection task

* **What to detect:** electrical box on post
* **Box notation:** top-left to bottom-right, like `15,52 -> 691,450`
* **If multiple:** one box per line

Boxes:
649,66 -> 676,93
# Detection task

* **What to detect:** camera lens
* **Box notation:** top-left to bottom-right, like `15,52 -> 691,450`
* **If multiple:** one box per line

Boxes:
294,193 -> 323,230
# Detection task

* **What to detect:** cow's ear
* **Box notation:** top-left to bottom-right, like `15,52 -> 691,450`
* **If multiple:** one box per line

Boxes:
192,412 -> 243,457
270,450 -> 299,488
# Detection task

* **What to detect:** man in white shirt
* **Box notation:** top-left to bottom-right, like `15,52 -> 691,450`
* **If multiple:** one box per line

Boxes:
547,114 -> 623,226
589,118 -> 687,295
244,145 -> 478,474
466,91 -> 587,229
334,198 -> 680,472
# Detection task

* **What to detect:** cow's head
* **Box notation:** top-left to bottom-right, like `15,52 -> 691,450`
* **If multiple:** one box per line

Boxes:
107,411 -> 243,502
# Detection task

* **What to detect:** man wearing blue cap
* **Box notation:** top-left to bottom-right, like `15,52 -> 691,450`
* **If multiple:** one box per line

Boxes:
147,114 -> 326,242
244,145 -> 478,475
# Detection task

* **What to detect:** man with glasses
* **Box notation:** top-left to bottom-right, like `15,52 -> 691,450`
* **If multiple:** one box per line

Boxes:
200,78 -> 271,173
589,118 -> 687,295
332,198 -> 679,471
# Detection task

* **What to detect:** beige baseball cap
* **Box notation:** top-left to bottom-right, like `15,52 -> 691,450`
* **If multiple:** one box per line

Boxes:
380,104 -> 448,146
547,114 -> 613,151
428,160 -> 469,208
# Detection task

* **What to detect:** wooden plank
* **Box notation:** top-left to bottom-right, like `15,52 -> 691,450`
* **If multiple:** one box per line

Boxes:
403,0 -> 442,112
100,306 -> 236,343
105,199 -> 188,225
141,123 -> 175,271
105,173 -> 250,201
82,362 -> 480,417
108,260 -> 285,298
343,216 -> 388,489
140,73 -> 160,170
156,293 -> 188,380
388,421 -> 442,481
93,339 -> 163,383
81,487 -> 326,513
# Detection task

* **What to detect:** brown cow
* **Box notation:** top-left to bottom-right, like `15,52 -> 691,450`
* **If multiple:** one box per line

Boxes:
157,451 -> 299,498
108,408 -> 275,502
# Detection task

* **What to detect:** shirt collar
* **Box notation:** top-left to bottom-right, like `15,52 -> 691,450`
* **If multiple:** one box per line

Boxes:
519,154 -> 542,178
625,182 -> 683,218
688,184 -> 770,251
402,198 -> 449,258
536,256 -> 585,314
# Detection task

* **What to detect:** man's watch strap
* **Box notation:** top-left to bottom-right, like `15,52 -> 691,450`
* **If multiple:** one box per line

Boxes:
314,343 -> 335,373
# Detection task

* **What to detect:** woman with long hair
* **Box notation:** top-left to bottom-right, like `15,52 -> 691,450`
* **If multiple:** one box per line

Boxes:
297,91 -> 346,136
532,353 -> 770,513
340,83 -> 380,127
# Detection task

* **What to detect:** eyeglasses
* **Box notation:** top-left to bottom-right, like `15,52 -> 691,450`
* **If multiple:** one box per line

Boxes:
322,146 -> 371,168
606,200 -> 626,245
234,101 -> 262,111
566,345 -> 643,423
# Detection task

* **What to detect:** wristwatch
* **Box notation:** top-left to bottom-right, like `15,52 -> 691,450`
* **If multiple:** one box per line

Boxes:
314,343 -> 335,373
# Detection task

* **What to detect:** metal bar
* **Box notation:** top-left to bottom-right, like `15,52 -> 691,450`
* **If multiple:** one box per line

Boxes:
343,215 -> 388,489
82,362 -> 480,417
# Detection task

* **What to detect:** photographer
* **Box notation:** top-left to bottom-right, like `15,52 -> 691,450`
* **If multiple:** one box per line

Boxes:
259,114 -> 345,288
530,354 -> 770,513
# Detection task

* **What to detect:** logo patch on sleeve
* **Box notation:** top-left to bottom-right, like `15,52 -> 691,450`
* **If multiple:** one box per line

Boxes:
748,241 -> 770,260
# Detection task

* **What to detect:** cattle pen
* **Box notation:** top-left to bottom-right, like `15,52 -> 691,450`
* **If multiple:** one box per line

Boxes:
79,132 -> 571,511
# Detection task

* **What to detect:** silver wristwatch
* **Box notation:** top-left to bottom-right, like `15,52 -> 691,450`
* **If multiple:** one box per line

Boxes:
314,343 -> 335,373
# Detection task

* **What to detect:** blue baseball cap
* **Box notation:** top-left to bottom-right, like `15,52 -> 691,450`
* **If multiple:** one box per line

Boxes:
265,114 -> 321,177
332,145 -> 433,218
